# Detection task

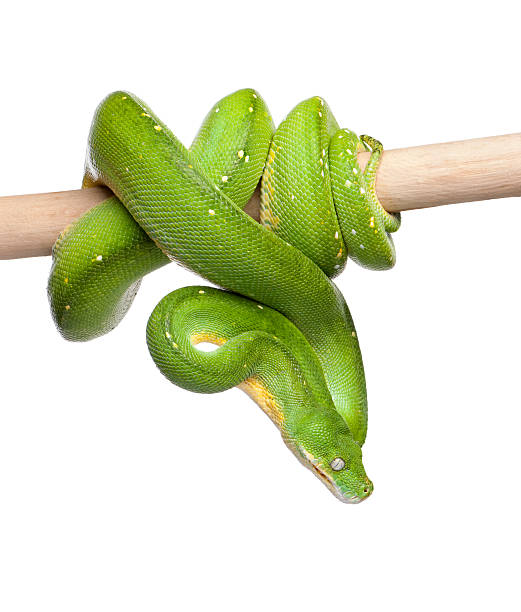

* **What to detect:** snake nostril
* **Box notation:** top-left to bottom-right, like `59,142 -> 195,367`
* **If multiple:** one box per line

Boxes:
363,483 -> 373,496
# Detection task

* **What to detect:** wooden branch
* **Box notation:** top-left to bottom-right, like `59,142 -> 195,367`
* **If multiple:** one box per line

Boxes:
1,133 -> 521,260
0,187 -> 113,259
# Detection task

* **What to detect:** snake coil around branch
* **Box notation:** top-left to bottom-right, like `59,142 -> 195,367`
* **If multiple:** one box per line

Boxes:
48,89 -> 401,503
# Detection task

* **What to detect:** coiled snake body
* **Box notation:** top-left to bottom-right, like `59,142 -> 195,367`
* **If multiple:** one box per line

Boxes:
48,90 -> 400,503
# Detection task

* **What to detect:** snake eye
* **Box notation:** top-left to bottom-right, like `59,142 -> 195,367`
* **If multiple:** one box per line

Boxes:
330,457 -> 346,471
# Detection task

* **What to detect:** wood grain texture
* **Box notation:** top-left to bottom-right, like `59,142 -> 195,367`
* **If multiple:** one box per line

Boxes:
2,133 -> 521,259
360,133 -> 521,212
0,187 -> 112,259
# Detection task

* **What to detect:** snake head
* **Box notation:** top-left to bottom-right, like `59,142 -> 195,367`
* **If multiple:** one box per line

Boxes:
292,409 -> 373,503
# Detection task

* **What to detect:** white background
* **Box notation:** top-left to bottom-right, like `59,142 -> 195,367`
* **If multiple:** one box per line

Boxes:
1,1 -> 520,610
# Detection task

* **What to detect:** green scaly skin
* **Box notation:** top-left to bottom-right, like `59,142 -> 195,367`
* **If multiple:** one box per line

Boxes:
48,89 -> 400,503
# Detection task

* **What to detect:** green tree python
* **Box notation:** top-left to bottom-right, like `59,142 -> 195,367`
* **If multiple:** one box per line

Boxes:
48,89 -> 400,503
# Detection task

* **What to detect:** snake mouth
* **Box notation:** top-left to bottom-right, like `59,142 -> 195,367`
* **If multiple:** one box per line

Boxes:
290,443 -> 368,503
308,462 -> 367,504
310,462 -> 333,485
308,462 -> 360,503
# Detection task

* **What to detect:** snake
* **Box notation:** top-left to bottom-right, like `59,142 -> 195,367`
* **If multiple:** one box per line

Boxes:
48,89 -> 400,503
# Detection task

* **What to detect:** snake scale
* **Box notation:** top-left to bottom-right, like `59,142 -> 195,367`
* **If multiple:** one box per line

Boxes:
48,89 -> 400,503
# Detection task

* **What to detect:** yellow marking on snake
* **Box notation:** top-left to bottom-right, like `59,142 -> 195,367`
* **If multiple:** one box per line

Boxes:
190,333 -> 284,427
239,377 -> 285,428
190,332 -> 226,347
